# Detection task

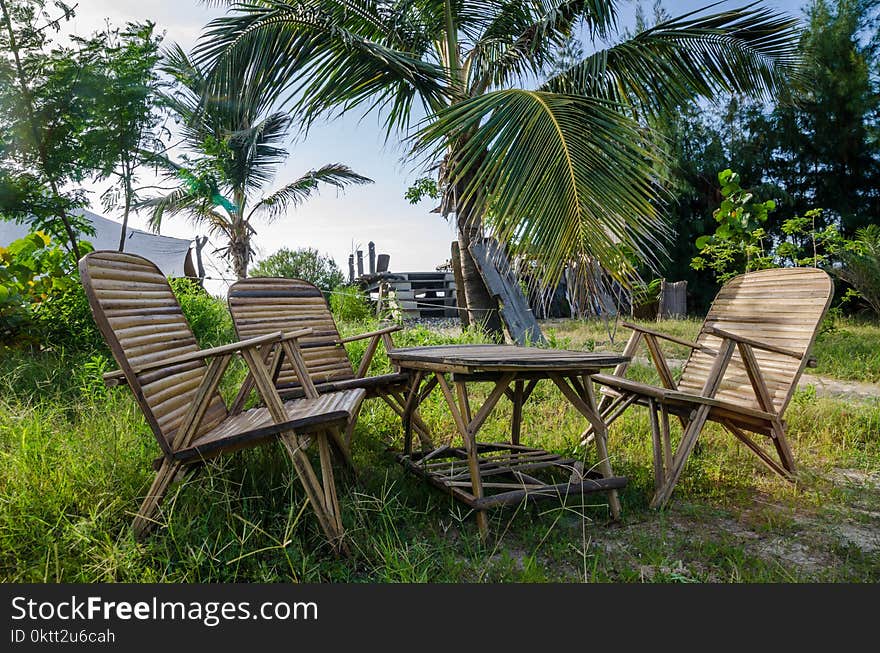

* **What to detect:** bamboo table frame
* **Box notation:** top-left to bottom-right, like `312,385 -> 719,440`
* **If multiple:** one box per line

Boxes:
388,345 -> 630,539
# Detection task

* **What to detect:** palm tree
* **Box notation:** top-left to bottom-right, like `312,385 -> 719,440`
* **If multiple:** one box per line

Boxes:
195,1 -> 800,329
142,45 -> 372,278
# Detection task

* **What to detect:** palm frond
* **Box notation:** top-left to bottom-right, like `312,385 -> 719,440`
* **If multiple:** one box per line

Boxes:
136,187 -> 212,233
469,0 -> 607,93
543,2 -> 801,116
227,111 -> 293,192
250,164 -> 373,221
194,0 -> 448,135
413,88 -> 669,286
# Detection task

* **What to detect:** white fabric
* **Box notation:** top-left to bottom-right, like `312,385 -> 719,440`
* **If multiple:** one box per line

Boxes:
0,209 -> 194,278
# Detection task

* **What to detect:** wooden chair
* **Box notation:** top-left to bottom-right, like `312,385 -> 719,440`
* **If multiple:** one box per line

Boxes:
227,277 -> 432,448
80,251 -> 365,555
585,267 -> 833,509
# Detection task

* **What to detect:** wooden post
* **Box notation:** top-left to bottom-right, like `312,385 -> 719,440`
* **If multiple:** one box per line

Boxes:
450,240 -> 470,328
368,241 -> 376,275
356,250 -> 364,277
348,255 -> 355,283
376,281 -> 386,317
657,280 -> 687,320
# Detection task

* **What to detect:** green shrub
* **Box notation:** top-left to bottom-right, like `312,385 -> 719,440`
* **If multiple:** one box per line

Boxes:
330,284 -> 373,323
33,282 -> 105,354
0,230 -> 91,346
250,247 -> 344,293
168,278 -> 235,348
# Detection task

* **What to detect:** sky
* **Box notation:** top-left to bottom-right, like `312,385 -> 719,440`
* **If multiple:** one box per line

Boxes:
66,0 -> 808,293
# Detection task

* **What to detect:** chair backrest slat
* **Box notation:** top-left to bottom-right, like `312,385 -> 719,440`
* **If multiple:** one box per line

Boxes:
678,267 -> 833,413
228,278 -> 355,391
80,252 -> 228,453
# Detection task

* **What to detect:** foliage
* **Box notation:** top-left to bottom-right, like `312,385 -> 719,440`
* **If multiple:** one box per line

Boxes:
0,231 -> 89,345
78,22 -> 165,249
168,277 -> 235,348
631,278 -> 663,309
1,318 -> 880,582
195,0 -> 801,292
691,169 -> 778,283
140,46 -> 371,279
329,285 -> 372,323
834,226 -> 880,316
762,0 -> 880,235
0,0 -> 96,254
32,282 -> 104,354
250,247 -> 344,293
404,176 -> 440,205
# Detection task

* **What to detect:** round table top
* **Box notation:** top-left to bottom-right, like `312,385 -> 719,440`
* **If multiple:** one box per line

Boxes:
387,344 -> 628,373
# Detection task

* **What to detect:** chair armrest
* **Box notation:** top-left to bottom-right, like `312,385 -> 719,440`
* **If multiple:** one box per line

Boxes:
338,325 -> 403,344
103,329 -> 314,384
702,326 -> 804,360
621,322 -> 716,355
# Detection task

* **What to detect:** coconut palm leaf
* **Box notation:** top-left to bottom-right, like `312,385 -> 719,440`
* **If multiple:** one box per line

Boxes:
138,186 -> 225,233
543,2 -> 801,116
414,88 -> 667,284
249,164 -> 373,221
194,0 -> 449,133
468,0 -> 608,94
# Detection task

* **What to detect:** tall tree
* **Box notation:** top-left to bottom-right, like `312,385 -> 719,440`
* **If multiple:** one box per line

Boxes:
77,22 -> 165,251
763,0 -> 880,234
142,46 -> 372,279
0,0 -> 88,257
195,0 -> 801,335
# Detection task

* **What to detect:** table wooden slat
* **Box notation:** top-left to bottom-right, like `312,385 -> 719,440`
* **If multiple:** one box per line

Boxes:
388,344 -> 628,372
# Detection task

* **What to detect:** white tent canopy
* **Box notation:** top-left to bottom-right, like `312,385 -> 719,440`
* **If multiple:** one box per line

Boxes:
0,209 -> 201,278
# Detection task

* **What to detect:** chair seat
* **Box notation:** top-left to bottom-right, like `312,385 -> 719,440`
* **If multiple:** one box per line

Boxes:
278,372 -> 411,399
175,389 -> 366,462
591,373 -> 777,428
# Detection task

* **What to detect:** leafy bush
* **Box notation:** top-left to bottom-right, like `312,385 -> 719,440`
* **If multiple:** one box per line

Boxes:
330,284 -> 373,323
168,278 -> 235,348
250,247 -> 344,293
834,225 -> 880,316
691,169 -> 777,283
33,282 -> 105,354
0,231 -> 92,347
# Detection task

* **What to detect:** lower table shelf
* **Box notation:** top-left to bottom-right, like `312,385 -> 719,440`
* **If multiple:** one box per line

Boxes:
395,442 -> 628,510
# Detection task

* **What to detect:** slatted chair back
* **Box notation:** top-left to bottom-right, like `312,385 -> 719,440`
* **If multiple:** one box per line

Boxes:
79,251 -> 228,454
678,267 -> 833,414
228,278 -> 355,393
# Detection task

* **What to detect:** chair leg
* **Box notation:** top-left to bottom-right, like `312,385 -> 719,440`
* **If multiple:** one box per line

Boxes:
279,432 -> 349,557
770,419 -> 797,475
132,457 -> 184,540
648,399 -> 665,493
650,404 -> 711,509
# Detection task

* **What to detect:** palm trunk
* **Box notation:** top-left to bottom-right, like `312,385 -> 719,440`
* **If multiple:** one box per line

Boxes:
450,167 -> 503,340
231,235 -> 249,279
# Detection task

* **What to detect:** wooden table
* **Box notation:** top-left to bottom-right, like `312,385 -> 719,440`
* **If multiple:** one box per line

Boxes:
388,344 -> 630,539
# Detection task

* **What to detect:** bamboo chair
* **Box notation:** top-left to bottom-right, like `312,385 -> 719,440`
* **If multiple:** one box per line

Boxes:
80,251 -> 365,555
584,267 -> 833,509
227,277 -> 432,448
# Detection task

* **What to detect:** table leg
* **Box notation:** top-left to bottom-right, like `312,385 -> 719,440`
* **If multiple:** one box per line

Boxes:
511,380 -> 524,445
582,375 -> 621,520
435,373 -> 489,539
549,373 -> 621,520
402,371 -> 425,455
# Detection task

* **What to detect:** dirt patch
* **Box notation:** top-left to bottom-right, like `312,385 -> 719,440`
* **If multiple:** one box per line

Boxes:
833,522 -> 880,553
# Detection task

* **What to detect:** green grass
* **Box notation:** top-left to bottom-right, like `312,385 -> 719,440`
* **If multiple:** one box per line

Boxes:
543,316 -> 880,384
0,318 -> 878,583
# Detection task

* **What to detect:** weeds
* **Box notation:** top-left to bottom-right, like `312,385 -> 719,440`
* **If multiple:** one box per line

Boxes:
1,318 -> 878,582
